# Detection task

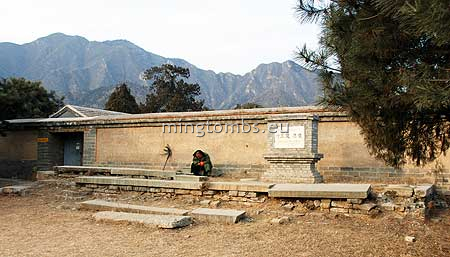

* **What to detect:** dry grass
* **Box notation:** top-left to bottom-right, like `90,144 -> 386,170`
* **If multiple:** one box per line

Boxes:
0,183 -> 449,257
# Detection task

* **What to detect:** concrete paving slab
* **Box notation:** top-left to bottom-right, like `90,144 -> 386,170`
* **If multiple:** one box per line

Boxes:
174,175 -> 208,182
93,211 -> 192,228
191,208 -> 246,224
75,176 -> 205,190
268,183 -> 371,199
207,181 -> 274,192
81,199 -> 189,216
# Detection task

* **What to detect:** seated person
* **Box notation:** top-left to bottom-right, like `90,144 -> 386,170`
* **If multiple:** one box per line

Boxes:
191,149 -> 212,176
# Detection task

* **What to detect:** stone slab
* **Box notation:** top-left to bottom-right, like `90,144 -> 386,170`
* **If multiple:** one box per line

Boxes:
191,208 -> 246,224
75,176 -> 205,190
93,211 -> 192,228
413,185 -> 434,198
174,175 -> 208,182
268,183 -> 371,199
1,185 -> 31,195
81,199 -> 189,216
207,181 -> 274,192
384,185 -> 414,197
110,168 -> 177,179
55,166 -> 111,174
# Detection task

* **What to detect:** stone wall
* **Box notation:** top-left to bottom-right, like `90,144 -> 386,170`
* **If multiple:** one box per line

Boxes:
3,106 -> 450,194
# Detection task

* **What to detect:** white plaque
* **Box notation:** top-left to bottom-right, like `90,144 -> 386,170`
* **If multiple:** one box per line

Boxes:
273,125 -> 305,148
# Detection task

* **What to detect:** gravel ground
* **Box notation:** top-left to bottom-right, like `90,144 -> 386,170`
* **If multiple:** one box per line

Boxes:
0,182 -> 449,257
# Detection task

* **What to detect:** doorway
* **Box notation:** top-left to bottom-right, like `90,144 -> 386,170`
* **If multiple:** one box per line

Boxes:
62,133 -> 83,166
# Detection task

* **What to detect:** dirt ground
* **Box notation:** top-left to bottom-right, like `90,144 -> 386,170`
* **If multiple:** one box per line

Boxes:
1,181 -> 450,257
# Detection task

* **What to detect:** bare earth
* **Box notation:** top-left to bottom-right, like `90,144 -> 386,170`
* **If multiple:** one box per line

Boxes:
1,182 -> 450,257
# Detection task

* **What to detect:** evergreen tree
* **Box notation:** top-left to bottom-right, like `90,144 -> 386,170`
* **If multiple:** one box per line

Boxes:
234,102 -> 264,109
0,77 -> 64,120
105,83 -> 140,114
295,0 -> 450,167
141,64 -> 204,113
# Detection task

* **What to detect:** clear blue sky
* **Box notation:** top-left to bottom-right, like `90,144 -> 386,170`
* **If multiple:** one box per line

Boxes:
1,0 -> 321,74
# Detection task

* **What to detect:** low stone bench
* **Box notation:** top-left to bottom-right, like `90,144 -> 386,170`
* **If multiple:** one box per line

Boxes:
174,175 -> 208,182
93,211 -> 192,228
81,199 -> 189,216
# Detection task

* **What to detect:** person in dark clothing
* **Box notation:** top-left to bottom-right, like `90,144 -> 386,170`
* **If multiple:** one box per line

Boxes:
191,149 -> 212,176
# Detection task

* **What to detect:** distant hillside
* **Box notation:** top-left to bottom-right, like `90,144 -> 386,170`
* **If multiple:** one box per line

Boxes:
0,33 -> 323,109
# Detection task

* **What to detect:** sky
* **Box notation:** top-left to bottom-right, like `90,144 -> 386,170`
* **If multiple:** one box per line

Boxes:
1,0 -> 321,74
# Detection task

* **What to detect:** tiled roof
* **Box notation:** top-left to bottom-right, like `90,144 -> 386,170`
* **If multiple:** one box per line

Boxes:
49,105 -> 128,118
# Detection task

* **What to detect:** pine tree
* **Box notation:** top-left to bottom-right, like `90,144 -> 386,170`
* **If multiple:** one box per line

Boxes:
104,83 -> 140,114
0,77 -> 64,120
141,64 -> 204,113
295,0 -> 450,167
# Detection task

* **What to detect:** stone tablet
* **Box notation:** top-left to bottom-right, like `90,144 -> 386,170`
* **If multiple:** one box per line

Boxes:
93,211 -> 192,229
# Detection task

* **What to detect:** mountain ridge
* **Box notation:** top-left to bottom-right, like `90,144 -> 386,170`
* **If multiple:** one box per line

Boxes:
0,33 -> 322,109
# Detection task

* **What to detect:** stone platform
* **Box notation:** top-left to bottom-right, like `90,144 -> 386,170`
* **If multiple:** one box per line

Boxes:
268,183 -> 371,199
55,166 -> 177,179
191,208 -> 246,224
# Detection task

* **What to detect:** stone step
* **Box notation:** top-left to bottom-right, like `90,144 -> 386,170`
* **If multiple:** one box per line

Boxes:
81,199 -> 189,216
75,176 -> 205,190
268,183 -> 371,199
191,208 -> 246,224
207,181 -> 274,193
93,211 -> 192,228
174,175 -> 208,182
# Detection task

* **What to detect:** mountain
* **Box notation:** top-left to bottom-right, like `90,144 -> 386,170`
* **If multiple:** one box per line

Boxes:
0,33 -> 322,109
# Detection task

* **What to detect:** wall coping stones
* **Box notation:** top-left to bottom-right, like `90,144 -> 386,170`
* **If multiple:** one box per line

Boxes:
75,176 -> 204,190
93,211 -> 192,228
206,181 -> 275,192
191,208 -> 246,224
81,199 -> 189,216
268,183 -> 371,199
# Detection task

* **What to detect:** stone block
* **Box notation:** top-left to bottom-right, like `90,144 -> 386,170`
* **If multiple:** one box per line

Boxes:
36,170 -> 56,180
331,201 -> 352,209
238,191 -> 246,197
353,203 -> 377,211
384,185 -> 413,197
175,189 -> 190,195
93,211 -> 192,228
413,185 -> 434,198
330,208 -> 349,213
320,199 -> 331,209
269,183 -> 370,199
228,190 -> 238,196
246,192 -> 257,198
347,198 -> 363,204
175,175 -> 208,182
190,190 -> 202,196
191,208 -> 246,224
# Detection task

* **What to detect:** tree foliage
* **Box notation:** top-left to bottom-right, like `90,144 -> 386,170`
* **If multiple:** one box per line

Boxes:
140,64 -> 204,113
105,83 -> 140,114
0,77 -> 64,120
234,102 -> 264,109
295,0 -> 450,167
